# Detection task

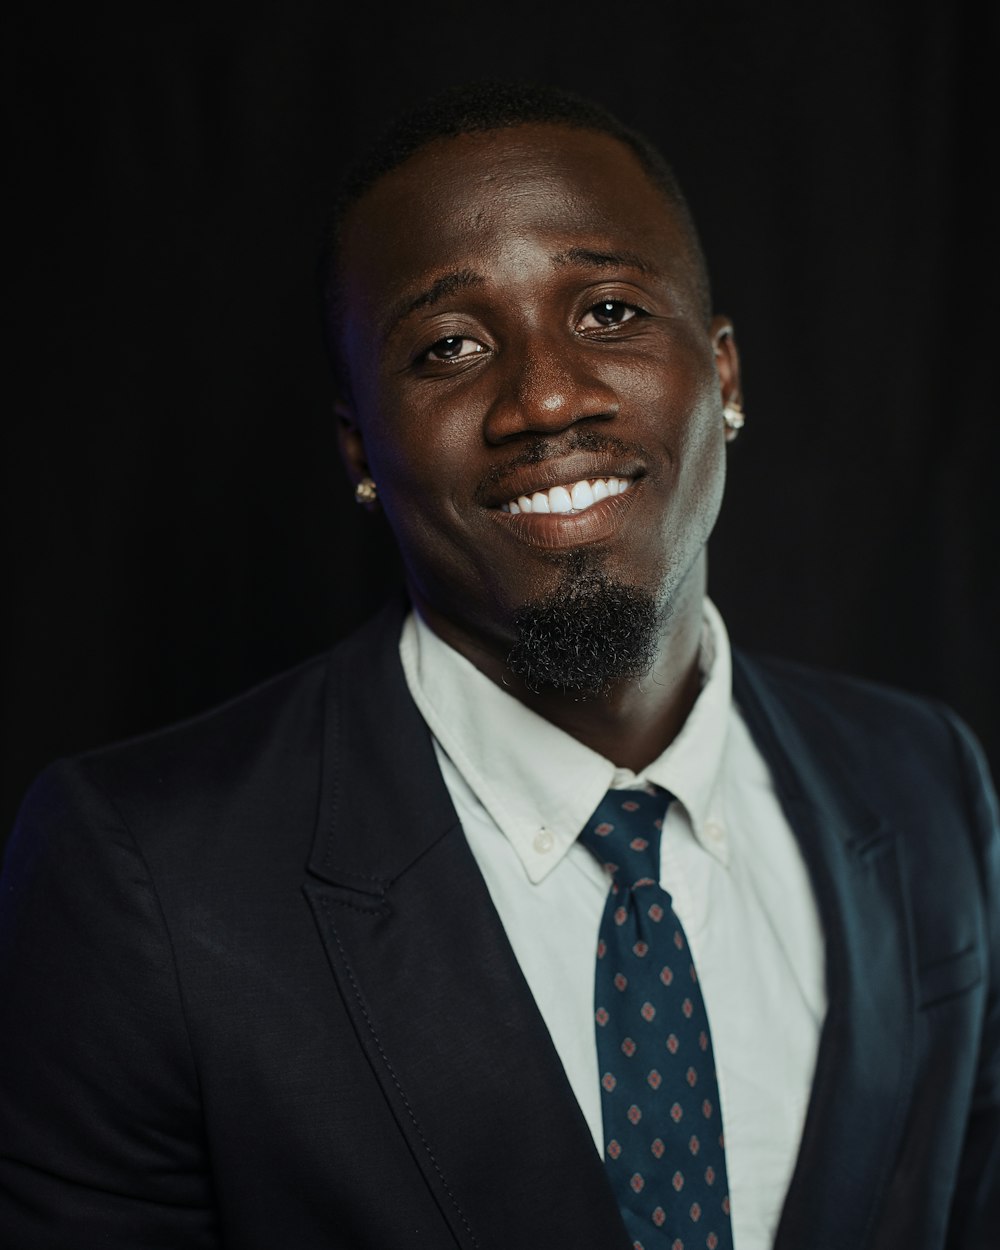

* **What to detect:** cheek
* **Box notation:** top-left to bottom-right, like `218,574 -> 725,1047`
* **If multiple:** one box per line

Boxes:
629,350 -> 727,557
356,402 -> 484,580
362,371 -> 477,489
670,389 -> 728,545
676,367 -> 726,461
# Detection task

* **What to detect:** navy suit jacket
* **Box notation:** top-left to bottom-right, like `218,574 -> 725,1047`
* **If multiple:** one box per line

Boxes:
1,601 -> 998,1249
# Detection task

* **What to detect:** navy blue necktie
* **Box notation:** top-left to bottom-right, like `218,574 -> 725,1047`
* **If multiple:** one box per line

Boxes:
579,786 -> 734,1250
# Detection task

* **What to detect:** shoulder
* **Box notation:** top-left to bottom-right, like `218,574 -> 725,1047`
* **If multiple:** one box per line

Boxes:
737,648 -> 954,733
3,654 -> 328,903
736,648 -> 980,761
39,649 -> 328,814
734,649 -> 998,841
95,648 -> 330,784
6,603 -> 408,886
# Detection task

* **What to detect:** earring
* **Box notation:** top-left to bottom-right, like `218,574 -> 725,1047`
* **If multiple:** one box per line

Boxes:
723,401 -> 745,435
354,477 -> 377,505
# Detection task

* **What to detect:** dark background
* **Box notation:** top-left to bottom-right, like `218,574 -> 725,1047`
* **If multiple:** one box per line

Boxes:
4,2 -> 998,848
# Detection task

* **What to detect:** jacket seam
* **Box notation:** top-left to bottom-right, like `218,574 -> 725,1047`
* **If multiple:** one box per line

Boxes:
318,894 -> 480,1249
72,759 -> 208,1125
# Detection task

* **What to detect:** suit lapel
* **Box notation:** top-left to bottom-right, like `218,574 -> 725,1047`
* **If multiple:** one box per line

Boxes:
304,603 -> 629,1250
733,654 -> 917,1250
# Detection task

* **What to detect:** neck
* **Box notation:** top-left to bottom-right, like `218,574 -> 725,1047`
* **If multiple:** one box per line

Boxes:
417,560 -> 707,774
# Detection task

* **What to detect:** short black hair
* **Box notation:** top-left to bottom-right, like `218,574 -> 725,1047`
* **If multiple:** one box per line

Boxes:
321,82 -> 711,396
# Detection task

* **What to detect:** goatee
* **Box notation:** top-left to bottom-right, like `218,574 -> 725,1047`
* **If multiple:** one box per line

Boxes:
506,554 -> 660,698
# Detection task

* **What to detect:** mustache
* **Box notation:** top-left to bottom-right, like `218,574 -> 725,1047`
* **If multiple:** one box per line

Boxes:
478,429 -> 649,491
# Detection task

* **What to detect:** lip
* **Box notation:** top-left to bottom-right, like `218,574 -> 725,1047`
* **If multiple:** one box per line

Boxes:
486,476 -> 644,549
479,451 -> 647,510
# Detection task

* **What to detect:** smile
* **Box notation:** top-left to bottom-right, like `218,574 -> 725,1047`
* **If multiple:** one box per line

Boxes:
499,477 -> 634,516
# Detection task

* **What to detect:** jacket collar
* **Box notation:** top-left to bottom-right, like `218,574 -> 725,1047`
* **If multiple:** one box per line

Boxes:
307,597 -> 459,894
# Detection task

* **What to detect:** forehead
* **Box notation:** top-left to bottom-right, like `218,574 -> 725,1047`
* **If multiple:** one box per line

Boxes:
337,124 -> 700,327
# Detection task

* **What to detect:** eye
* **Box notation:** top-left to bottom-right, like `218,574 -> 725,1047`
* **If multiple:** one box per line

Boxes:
578,300 -> 643,330
421,336 -> 486,363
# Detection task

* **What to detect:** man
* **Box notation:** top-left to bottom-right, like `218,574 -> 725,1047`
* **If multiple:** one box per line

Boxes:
1,84 -> 997,1250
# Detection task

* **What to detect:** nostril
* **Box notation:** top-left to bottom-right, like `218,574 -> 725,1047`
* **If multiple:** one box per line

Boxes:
482,343 -> 620,445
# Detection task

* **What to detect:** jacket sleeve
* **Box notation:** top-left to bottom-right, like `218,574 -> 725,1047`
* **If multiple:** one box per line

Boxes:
0,760 -> 218,1249
945,713 -> 1000,1250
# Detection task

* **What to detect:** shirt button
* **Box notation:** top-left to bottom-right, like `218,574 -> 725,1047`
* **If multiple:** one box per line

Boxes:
705,819 -> 725,843
533,829 -> 555,854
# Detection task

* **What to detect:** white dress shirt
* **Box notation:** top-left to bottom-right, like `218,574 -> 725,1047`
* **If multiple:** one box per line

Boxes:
399,599 -> 826,1250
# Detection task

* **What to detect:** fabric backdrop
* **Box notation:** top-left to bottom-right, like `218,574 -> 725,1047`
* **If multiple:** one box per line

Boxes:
4,1 -> 997,847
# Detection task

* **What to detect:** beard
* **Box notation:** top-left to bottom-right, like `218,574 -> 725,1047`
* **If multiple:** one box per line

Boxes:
505,552 -> 661,698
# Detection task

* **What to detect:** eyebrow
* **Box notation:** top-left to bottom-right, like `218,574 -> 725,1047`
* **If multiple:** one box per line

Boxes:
551,246 -> 661,276
380,248 -> 660,341
382,269 -> 485,341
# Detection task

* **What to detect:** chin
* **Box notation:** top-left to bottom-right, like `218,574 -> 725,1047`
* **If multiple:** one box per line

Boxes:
505,554 -> 664,697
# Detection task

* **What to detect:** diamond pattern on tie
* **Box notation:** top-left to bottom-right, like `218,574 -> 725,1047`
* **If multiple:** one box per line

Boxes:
579,786 -> 733,1250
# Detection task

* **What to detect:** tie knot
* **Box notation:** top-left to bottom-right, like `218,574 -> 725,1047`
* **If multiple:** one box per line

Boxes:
578,786 -> 670,889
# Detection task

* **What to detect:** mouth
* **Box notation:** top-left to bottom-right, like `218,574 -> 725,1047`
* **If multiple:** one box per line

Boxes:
499,476 -> 634,516
484,455 -> 644,550
479,446 -> 649,549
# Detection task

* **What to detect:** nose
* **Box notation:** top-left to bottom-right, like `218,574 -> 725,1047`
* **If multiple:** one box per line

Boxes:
482,333 -> 619,444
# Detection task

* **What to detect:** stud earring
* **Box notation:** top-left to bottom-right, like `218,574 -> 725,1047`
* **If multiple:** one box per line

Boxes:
354,477 -> 377,505
723,402 -> 745,435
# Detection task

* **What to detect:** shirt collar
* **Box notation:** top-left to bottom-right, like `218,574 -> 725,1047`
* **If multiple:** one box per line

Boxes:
399,598 -> 733,884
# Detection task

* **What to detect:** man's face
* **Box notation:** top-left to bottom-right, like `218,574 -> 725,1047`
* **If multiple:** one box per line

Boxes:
336,124 -> 739,670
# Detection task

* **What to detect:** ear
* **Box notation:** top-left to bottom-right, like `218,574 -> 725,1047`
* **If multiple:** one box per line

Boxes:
335,400 -> 379,510
710,316 -> 743,443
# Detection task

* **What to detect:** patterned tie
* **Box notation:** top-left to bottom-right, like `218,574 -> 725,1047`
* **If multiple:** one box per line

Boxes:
579,786 -> 734,1250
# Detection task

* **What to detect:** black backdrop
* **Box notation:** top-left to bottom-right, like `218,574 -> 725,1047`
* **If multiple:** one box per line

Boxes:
5,2 -> 998,848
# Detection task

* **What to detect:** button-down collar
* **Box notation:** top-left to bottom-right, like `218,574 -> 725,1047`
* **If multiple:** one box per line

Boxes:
399,598 -> 733,883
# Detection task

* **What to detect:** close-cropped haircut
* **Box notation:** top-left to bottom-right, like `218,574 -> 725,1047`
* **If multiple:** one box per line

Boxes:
321,82 -> 712,397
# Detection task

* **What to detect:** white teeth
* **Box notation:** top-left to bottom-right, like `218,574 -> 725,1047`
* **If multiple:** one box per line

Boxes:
571,480 -> 595,510
506,477 -> 632,515
548,485 -> 573,514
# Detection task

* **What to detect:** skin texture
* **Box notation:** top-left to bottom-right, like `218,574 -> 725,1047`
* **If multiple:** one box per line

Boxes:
335,124 -> 741,770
